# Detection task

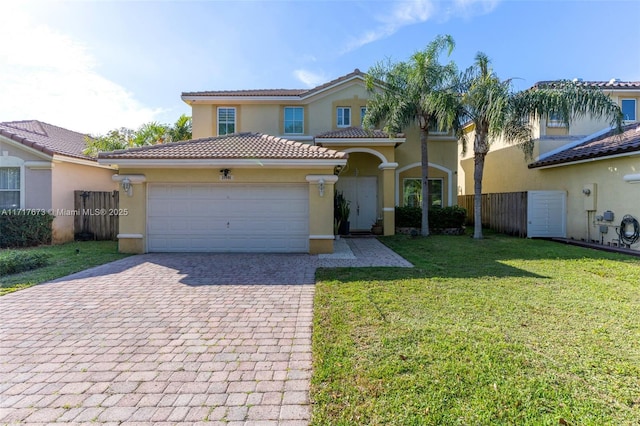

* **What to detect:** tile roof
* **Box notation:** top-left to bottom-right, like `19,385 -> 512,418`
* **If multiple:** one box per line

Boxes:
528,122 -> 640,168
532,80 -> 640,89
182,69 -> 366,98
98,132 -> 348,160
315,127 -> 398,139
0,120 -> 93,161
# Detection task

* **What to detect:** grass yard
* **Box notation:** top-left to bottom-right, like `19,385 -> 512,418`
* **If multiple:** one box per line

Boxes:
0,241 -> 129,296
312,234 -> 640,425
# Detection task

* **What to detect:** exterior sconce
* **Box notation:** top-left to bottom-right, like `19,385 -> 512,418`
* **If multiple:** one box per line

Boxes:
334,165 -> 343,176
121,177 -> 133,197
318,178 -> 325,197
220,168 -> 233,181
582,188 -> 591,195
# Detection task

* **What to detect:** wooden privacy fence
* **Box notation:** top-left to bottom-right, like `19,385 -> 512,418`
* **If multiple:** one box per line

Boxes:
457,192 -> 528,237
74,190 -> 119,240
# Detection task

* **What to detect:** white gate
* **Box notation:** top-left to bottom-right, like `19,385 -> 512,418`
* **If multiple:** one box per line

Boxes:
527,191 -> 567,238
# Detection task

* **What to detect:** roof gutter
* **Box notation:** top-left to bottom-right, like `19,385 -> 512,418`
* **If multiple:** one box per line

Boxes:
529,150 -> 640,170
97,158 -> 348,169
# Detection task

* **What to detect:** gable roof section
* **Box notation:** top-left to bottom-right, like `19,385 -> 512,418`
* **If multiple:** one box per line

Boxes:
529,122 -> 640,169
532,80 -> 640,90
315,127 -> 394,139
98,132 -> 347,162
0,120 -> 93,161
182,69 -> 367,101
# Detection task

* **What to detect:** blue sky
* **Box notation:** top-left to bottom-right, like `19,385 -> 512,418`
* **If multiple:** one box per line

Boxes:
1,0 -> 638,135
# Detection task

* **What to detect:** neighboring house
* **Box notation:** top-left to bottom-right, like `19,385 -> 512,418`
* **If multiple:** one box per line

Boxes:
98,69 -> 459,254
458,80 -> 640,249
0,120 -> 117,243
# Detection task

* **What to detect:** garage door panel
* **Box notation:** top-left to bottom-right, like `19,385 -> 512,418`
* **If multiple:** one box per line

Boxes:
147,183 -> 309,252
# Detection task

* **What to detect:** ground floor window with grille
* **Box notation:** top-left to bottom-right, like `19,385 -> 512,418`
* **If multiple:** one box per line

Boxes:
0,167 -> 21,209
403,178 -> 443,208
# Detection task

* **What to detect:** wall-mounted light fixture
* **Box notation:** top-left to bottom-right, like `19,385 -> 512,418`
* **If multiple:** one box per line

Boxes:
220,168 -> 233,181
582,188 -> 591,195
318,178 -> 325,197
333,165 -> 343,176
121,177 -> 133,197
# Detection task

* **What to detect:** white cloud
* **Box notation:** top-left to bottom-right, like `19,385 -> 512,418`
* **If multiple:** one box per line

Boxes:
293,69 -> 329,88
0,5 -> 162,135
342,0 -> 500,54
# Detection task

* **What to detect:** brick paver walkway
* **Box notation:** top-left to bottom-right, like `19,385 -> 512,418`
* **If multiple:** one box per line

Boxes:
0,240 -> 411,425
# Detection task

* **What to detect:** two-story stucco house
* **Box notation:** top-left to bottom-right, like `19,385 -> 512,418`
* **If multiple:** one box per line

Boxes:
458,80 -> 640,249
98,69 -> 459,254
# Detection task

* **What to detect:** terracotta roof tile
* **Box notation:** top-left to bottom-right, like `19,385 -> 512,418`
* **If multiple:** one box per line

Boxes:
532,80 -> 640,89
528,122 -> 640,168
98,132 -> 348,160
182,69 -> 366,98
0,120 -> 94,160
315,127 -> 396,139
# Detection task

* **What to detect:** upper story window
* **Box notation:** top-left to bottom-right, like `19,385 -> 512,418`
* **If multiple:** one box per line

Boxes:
217,107 -> 236,135
337,107 -> 351,127
547,112 -> 567,128
622,99 -> 637,121
0,167 -> 21,209
284,107 -> 304,134
360,107 -> 367,123
428,119 -> 447,134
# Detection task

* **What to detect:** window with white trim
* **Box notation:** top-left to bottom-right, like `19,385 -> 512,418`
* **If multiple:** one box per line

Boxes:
622,99 -> 636,121
547,112 -> 567,128
284,107 -> 304,134
428,119 -> 447,134
337,107 -> 351,127
0,167 -> 21,209
217,107 -> 236,135
403,178 -> 443,208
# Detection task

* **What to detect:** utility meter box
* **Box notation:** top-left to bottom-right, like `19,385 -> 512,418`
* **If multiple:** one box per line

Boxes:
583,183 -> 597,211
603,210 -> 615,222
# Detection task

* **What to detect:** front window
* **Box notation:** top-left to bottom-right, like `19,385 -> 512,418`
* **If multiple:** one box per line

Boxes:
217,107 -> 236,135
547,112 -> 567,128
284,107 -> 304,134
337,107 -> 351,127
0,167 -> 21,209
622,99 -> 637,121
403,178 -> 443,208
428,119 -> 447,134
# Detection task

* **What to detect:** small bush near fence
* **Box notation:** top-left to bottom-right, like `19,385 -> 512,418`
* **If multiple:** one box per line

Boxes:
0,211 -> 54,248
396,206 -> 467,230
0,251 -> 51,276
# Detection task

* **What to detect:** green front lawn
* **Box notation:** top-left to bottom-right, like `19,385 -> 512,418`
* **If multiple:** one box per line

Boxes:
312,234 -> 640,425
0,241 -> 130,296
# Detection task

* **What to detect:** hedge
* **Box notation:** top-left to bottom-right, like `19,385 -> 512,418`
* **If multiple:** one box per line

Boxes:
0,251 -> 51,276
395,205 -> 466,229
0,210 -> 54,248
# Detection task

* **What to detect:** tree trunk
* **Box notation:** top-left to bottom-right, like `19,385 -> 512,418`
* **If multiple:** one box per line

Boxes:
421,128 -> 430,237
473,150 -> 485,239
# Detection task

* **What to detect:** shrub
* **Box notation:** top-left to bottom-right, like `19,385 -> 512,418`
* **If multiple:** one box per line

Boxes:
0,251 -> 51,276
395,206 -> 467,229
0,210 -> 54,248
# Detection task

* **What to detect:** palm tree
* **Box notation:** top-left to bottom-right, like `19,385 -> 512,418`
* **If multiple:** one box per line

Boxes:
364,34 -> 461,236
458,53 -> 623,239
133,122 -> 170,146
169,114 -> 192,142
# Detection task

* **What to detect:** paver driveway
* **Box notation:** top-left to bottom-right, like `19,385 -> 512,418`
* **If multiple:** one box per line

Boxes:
0,254 -> 317,425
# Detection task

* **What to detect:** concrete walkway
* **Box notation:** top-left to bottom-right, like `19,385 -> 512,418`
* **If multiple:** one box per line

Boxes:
0,239 -> 411,425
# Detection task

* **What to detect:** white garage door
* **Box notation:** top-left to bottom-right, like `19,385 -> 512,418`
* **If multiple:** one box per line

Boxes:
147,183 -> 309,252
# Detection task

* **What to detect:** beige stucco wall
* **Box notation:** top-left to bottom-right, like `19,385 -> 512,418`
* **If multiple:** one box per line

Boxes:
459,139 -> 640,247
116,167 -> 337,254
51,161 -> 117,243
